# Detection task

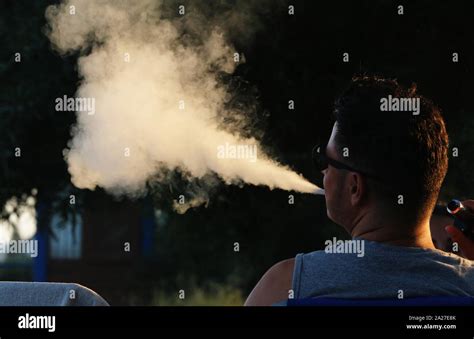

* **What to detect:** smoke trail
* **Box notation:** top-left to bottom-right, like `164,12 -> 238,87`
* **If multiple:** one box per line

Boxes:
45,0 -> 323,204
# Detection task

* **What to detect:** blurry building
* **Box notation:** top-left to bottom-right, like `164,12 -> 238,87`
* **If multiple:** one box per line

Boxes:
33,190 -> 156,305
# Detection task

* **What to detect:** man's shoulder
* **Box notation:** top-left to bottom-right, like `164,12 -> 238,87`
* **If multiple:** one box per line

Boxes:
269,258 -> 295,274
244,258 -> 295,306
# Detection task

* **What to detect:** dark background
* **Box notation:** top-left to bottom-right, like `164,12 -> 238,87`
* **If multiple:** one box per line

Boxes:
0,0 -> 473,305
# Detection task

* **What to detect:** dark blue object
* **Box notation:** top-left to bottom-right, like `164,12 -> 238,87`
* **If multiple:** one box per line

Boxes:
287,296 -> 474,306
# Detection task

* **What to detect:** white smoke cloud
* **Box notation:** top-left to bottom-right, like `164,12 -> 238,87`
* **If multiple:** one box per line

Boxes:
45,0 -> 322,205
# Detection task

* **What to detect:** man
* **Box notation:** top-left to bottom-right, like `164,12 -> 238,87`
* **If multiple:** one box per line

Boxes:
245,76 -> 474,306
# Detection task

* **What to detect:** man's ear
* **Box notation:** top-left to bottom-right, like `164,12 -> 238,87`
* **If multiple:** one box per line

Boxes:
349,172 -> 367,206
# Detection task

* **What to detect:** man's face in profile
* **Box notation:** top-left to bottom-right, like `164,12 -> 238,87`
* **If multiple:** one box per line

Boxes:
322,123 -> 354,232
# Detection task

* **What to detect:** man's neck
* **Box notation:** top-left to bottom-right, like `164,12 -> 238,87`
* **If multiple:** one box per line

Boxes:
350,210 -> 436,249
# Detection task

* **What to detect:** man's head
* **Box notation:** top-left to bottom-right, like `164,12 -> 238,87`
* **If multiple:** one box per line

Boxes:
322,76 -> 449,234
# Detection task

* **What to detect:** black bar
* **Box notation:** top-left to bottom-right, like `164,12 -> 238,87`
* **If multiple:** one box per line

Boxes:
0,306 -> 472,334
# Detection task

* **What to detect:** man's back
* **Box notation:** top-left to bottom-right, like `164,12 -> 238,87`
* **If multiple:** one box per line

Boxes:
292,239 -> 474,300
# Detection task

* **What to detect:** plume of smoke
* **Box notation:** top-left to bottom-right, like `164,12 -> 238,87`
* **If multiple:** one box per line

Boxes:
45,0 -> 322,208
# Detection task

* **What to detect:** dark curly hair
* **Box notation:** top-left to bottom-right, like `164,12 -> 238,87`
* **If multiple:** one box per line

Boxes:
333,75 -> 449,222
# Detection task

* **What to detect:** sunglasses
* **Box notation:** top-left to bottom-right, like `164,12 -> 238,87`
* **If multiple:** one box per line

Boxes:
311,144 -> 382,181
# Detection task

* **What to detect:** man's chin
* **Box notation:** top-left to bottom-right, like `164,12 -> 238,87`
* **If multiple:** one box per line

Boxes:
326,210 -> 338,224
326,210 -> 349,231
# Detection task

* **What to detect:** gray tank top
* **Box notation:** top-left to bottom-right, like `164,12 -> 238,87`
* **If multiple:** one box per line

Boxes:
292,239 -> 474,299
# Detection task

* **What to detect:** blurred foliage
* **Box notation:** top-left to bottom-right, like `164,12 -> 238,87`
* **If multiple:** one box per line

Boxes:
0,0 -> 80,231
149,282 -> 244,306
1,0 -> 474,304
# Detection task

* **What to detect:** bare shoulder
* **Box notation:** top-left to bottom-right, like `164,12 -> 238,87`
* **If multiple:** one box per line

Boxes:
244,258 -> 295,306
